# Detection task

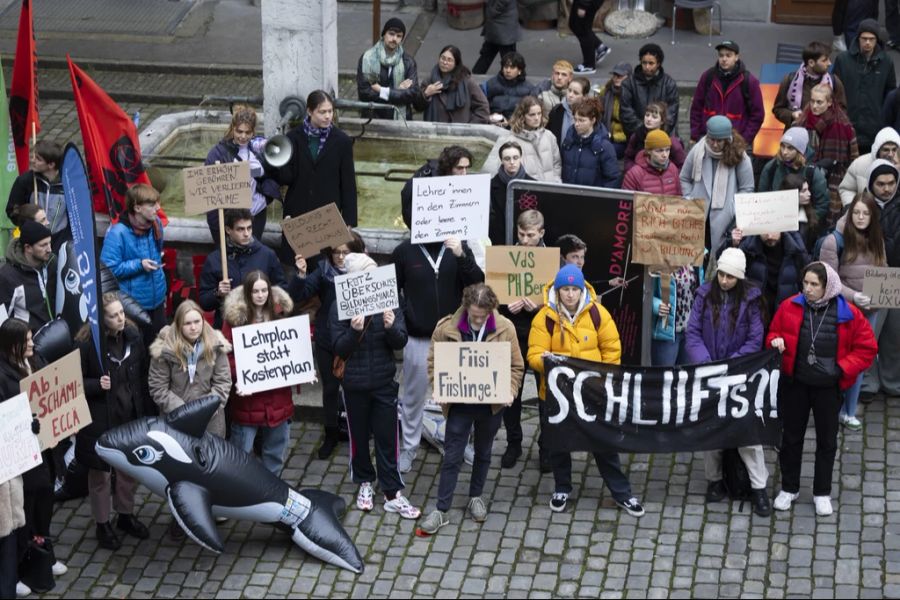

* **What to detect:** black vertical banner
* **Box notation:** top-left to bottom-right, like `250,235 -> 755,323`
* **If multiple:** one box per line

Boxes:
507,181 -> 646,364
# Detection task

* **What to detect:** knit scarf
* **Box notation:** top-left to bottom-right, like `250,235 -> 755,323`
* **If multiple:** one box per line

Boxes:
127,211 -> 162,245
303,117 -> 332,156
803,107 -> 855,166
691,139 -> 731,209
807,261 -> 843,309
423,65 -> 470,121
360,41 -> 405,88
787,65 -> 833,111
497,163 -> 527,185
322,258 -> 346,284
225,237 -> 253,259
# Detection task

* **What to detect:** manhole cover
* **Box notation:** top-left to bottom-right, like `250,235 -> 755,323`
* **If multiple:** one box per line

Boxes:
0,0 -> 195,36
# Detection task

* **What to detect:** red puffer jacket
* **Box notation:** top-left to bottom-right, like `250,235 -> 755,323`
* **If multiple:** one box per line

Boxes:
621,158 -> 683,196
222,285 -> 296,427
765,293 -> 877,390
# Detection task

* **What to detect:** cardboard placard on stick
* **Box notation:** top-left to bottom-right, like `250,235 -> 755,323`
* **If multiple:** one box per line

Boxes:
232,315 -> 317,394
631,193 -> 706,267
281,203 -> 354,258
432,342 -> 511,404
485,246 -> 559,304
0,392 -> 43,485
334,264 -> 400,320
862,266 -> 900,309
20,351 -> 91,450
182,162 -> 252,216
411,173 -> 490,243
734,189 -> 799,236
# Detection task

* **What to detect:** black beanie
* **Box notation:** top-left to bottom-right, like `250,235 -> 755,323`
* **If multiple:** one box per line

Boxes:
20,220 -> 52,246
858,19 -> 882,42
381,17 -> 406,38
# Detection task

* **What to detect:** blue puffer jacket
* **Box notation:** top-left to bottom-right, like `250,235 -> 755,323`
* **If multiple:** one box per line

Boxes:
484,73 -> 537,118
561,123 -> 620,188
100,218 -> 166,310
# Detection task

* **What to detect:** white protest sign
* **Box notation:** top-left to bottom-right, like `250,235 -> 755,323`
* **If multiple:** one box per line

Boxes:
232,315 -> 316,394
0,392 -> 43,484
334,264 -> 400,320
734,189 -> 800,236
411,173 -> 490,243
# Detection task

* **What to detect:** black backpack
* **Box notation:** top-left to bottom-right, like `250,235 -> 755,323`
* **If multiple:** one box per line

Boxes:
722,448 -> 753,501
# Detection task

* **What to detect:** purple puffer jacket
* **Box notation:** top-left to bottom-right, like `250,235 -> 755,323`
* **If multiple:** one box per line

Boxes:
689,64 -> 765,145
684,281 -> 764,363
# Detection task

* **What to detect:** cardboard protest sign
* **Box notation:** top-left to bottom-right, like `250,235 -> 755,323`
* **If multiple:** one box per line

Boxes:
734,189 -> 799,236
182,162 -> 252,216
20,351 -> 91,450
0,392 -> 43,484
334,264 -> 400,320
281,203 -> 354,258
233,315 -> 316,394
862,266 -> 900,309
432,342 -> 511,404
631,194 -> 706,267
411,173 -> 490,243
485,246 -> 559,304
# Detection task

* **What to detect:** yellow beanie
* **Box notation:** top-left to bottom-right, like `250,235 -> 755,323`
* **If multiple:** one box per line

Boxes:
645,129 -> 671,150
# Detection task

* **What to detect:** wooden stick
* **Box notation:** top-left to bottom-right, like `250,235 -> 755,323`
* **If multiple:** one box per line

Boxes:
218,208 -> 228,282
619,244 -> 631,305
660,271 -> 672,329
31,122 -> 37,202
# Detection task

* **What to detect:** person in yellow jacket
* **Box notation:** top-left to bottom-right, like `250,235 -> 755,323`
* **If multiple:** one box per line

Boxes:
418,283 -> 525,535
528,264 -> 644,516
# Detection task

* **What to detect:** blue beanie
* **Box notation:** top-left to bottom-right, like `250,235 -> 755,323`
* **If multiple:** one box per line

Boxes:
706,115 -> 733,140
554,264 -> 585,290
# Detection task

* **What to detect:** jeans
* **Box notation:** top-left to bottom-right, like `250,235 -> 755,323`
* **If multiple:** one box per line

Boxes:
568,0 -> 605,67
779,378 -> 842,496
502,335 -> 530,446
473,42 -> 518,75
842,311 -> 879,417
650,333 -> 689,367
229,421 -> 291,475
436,404 -> 503,511
551,450 -> 633,501
344,385 -> 404,494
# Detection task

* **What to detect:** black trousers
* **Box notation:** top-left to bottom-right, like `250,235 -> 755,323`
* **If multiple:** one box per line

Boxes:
344,384 -> 404,494
568,0 -> 605,67
437,405 -> 503,511
502,335 -> 530,446
315,345 -> 342,428
473,42 -> 518,75
0,532 -> 16,599
779,378 -> 842,496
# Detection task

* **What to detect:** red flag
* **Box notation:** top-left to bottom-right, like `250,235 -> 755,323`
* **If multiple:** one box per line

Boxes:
9,0 -> 39,174
67,56 -> 153,221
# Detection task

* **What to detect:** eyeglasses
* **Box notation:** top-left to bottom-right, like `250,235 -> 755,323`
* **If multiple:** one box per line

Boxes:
332,250 -> 350,257
501,156 -> 521,162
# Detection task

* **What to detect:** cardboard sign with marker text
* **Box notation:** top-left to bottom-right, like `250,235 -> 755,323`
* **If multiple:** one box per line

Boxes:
631,193 -> 706,267
20,351 -> 91,450
862,266 -> 900,309
411,174 -> 490,243
485,246 -> 559,304
282,203 -> 354,258
432,342 -> 511,404
182,162 -> 252,216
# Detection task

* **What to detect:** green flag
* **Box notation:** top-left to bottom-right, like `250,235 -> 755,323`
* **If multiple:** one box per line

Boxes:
0,67 -> 17,252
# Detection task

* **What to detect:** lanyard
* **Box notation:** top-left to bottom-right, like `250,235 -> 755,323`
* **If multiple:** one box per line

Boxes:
471,322 -> 486,342
419,245 -> 446,278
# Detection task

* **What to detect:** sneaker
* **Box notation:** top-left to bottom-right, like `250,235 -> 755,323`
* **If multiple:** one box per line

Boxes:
859,391 -> 880,405
615,497 -> 645,517
595,44 -> 611,64
51,560 -> 68,576
573,64 -> 596,75
468,497 -> 488,523
16,581 -> 31,598
843,416 -> 863,431
814,495 -> 833,516
773,490 -> 799,511
501,444 -> 522,469
751,489 -> 772,517
705,480 -> 727,503
550,492 -> 568,512
356,482 -> 374,512
384,492 -> 421,519
416,509 -> 449,535
398,449 -> 415,474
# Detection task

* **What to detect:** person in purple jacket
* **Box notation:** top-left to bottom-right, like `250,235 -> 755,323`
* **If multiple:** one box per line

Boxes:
689,41 -> 765,147
684,248 -> 772,517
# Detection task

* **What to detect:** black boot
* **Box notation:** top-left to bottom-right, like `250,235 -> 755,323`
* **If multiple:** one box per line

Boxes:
96,522 -> 122,550
117,514 -> 150,540
752,489 -> 772,517
317,427 -> 339,460
168,519 -> 185,541
706,480 -> 727,502
501,444 -> 522,469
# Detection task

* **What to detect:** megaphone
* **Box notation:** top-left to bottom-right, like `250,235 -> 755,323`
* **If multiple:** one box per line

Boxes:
263,134 -> 293,168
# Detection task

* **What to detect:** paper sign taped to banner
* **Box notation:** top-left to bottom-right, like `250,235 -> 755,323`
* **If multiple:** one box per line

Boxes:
281,203 -> 354,258
632,193 -> 706,267
20,351 -> 91,450
0,392 -> 43,485
334,264 -> 400,320
233,315 -> 316,394
485,246 -> 559,303
432,342 -> 511,404
183,162 -> 252,216
862,266 -> 900,309
734,189 -> 799,236
411,174 -> 490,243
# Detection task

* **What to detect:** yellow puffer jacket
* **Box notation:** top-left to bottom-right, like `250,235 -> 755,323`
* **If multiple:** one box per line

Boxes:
527,281 -> 621,399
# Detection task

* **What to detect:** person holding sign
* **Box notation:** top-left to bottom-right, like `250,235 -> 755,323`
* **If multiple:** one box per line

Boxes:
818,192 -> 886,430
418,284 -> 523,535
683,248 -> 772,517
100,184 -> 167,345
329,254 -> 420,519
221,271 -> 296,475
73,293 -> 151,551
527,265 -> 644,517
768,262 -> 877,517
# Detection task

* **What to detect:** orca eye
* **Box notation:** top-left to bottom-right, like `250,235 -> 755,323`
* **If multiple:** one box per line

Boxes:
133,445 -> 163,465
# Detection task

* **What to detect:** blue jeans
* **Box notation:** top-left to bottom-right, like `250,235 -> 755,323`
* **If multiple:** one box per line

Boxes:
650,333 -> 688,367
229,421 -> 291,476
842,311 -> 879,418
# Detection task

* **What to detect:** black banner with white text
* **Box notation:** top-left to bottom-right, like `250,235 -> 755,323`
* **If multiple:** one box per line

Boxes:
541,351 -> 783,453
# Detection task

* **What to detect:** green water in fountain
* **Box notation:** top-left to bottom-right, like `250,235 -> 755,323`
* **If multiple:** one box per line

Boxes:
145,125 -> 493,229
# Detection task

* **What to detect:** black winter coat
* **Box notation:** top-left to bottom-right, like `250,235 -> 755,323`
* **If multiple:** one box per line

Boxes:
484,73 -> 537,118
330,305 -> 407,391
289,261 -> 341,351
0,239 -> 56,333
356,52 -> 421,120
547,103 -> 568,152
739,231 -> 811,319
882,197 -> 900,267
489,171 -> 536,245
619,66 -> 680,138
74,325 -> 151,471
392,240 -> 484,338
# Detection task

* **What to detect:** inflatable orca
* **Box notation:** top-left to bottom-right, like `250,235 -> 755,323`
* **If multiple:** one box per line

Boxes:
95,395 -> 364,573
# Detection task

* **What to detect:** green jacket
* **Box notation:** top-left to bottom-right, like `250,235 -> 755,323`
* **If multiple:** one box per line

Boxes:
757,158 -> 830,223
833,39 -> 896,150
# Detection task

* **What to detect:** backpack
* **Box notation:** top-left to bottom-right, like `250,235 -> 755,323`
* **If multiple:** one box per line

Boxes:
812,229 -> 844,261
722,448 -> 753,501
545,303 -> 602,338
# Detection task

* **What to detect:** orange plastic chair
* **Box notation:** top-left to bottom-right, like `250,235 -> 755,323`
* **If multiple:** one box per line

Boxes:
752,83 -> 784,159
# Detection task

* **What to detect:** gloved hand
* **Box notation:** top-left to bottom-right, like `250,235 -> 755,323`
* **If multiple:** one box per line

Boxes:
853,291 -> 871,309
31,416 -> 40,435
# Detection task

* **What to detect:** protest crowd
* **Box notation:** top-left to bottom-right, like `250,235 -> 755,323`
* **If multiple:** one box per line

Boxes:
6,2 -> 900,595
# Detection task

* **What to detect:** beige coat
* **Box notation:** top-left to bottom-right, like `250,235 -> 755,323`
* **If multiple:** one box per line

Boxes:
0,476 -> 24,538
482,128 -> 562,182
148,326 -> 233,437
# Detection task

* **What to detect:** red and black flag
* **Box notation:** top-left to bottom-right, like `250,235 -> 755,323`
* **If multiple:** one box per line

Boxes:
67,55 -> 151,221
9,0 -> 39,174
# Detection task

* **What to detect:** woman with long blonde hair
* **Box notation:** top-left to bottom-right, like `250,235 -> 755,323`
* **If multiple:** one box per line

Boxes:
482,95 -> 562,182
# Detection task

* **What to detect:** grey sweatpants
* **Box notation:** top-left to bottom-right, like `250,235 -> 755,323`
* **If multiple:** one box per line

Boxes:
399,336 -> 432,454
862,308 -> 900,396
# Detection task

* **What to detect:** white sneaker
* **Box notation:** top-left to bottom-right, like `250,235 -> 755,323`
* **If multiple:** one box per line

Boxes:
16,581 -> 31,598
384,492 -> 421,520
814,495 -> 833,516
52,560 -> 68,576
356,482 -> 374,512
773,490 -> 799,511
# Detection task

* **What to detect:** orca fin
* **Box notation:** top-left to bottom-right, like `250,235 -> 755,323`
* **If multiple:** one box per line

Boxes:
167,480 -> 223,553
165,395 -> 220,438
293,489 -> 362,573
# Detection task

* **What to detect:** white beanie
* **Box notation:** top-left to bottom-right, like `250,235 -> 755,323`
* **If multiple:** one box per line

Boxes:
343,252 -> 377,273
781,127 -> 809,156
717,247 -> 746,280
